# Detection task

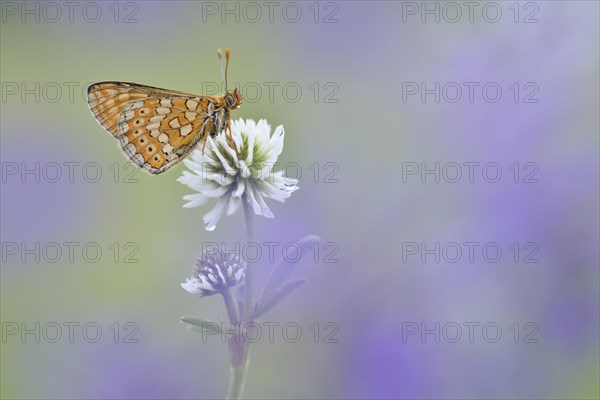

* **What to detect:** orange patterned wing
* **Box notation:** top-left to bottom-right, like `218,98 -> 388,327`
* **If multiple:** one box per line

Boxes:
87,82 -> 216,174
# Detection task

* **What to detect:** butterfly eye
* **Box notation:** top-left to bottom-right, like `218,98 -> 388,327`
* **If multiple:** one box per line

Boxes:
225,93 -> 236,108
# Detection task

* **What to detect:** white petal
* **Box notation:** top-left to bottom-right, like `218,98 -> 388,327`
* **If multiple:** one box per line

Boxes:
252,186 -> 274,218
226,196 -> 241,216
182,193 -> 210,208
234,269 -> 244,281
238,160 -> 251,178
181,278 -> 202,294
188,149 -> 210,166
267,125 -> 285,159
246,127 -> 255,165
182,158 -> 209,175
209,136 -> 236,175
212,172 -> 233,186
219,133 -> 239,161
231,118 -> 246,135
215,264 -> 227,284
257,180 -> 292,200
256,164 -> 273,181
202,193 -> 231,231
272,170 -> 300,190
207,273 -> 218,284
244,119 -> 256,134
188,182 -> 230,198
232,180 -> 246,198
231,120 -> 244,150
244,184 -> 263,215
256,119 -> 271,143
177,170 -> 203,186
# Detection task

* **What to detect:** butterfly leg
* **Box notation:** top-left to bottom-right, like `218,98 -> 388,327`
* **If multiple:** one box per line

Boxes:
227,120 -> 238,154
201,132 -> 209,155
198,115 -> 215,155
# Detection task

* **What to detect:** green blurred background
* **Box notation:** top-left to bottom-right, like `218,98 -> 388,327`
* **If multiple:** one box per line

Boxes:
1,1 -> 598,399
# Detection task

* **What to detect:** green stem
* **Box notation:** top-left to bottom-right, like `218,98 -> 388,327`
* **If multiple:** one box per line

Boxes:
222,287 -> 239,326
226,193 -> 255,400
227,362 -> 248,400
224,286 -> 246,399
242,193 -> 255,324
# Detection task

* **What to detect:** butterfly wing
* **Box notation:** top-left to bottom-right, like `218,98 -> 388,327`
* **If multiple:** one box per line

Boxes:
88,82 -> 218,174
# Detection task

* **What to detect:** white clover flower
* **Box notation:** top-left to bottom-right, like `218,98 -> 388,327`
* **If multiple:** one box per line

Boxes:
181,251 -> 246,297
177,118 -> 299,231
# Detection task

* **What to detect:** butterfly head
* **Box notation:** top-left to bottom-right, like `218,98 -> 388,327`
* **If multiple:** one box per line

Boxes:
218,48 -> 242,110
225,88 -> 243,109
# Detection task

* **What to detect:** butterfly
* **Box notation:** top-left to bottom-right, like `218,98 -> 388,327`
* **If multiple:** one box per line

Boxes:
87,48 -> 242,175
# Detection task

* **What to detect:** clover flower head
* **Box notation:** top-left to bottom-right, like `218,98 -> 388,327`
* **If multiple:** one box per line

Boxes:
177,119 -> 299,231
181,251 -> 246,297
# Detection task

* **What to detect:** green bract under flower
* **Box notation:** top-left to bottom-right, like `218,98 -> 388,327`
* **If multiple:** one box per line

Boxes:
177,119 -> 299,231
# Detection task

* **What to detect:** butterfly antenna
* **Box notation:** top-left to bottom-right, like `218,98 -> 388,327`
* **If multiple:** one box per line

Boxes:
217,48 -> 226,95
224,48 -> 230,93
217,48 -> 231,94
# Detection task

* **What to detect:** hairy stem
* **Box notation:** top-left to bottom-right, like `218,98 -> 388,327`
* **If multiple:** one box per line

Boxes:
242,194 -> 255,323
226,194 -> 255,399
227,362 -> 247,400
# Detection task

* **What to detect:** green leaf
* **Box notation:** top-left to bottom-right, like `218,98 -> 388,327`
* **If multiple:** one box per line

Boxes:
254,278 -> 307,319
180,316 -> 222,334
262,235 -> 320,297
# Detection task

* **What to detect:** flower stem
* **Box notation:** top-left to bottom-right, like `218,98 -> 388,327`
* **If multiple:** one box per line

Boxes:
227,362 -> 247,400
226,193 -> 255,400
224,286 -> 246,399
242,194 -> 255,323
222,287 -> 239,326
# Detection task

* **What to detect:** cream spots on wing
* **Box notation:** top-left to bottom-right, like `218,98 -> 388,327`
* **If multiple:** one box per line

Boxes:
180,124 -> 193,137
118,122 -> 128,134
185,112 -> 196,122
186,99 -> 199,110
150,115 -> 165,123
